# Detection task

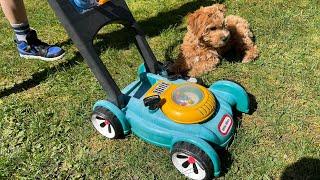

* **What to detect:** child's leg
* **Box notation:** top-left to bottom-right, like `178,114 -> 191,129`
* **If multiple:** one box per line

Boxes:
0,0 -> 30,42
0,0 -> 28,24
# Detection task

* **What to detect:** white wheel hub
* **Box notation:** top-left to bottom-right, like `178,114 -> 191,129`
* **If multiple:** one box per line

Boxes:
172,152 -> 206,180
91,114 -> 116,138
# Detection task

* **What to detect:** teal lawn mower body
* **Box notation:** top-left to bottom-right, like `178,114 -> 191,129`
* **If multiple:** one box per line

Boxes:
94,68 -> 249,178
48,0 -> 250,179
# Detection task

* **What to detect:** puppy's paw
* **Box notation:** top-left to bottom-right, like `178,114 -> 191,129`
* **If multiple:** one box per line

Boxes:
242,45 -> 259,63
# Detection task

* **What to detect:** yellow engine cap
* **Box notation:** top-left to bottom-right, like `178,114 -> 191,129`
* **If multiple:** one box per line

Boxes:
161,83 -> 216,124
98,0 -> 109,5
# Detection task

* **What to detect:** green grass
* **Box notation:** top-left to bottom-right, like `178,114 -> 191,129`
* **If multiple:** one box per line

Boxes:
1,0 -> 319,179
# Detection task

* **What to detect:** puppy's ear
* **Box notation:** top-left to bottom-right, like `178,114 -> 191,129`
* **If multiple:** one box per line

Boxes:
187,11 -> 205,37
211,4 -> 227,14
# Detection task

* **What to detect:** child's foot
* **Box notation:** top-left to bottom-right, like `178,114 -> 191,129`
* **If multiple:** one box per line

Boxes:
15,30 -> 65,61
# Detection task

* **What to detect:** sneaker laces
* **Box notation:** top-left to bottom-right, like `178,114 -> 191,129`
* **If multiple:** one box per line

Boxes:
25,30 -> 51,56
26,30 -> 49,46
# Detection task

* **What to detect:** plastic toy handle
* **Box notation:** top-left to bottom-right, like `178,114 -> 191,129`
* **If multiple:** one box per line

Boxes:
143,95 -> 161,106
143,95 -> 161,110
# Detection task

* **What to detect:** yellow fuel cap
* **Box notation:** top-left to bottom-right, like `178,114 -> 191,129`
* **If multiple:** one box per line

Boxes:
98,0 -> 109,5
145,82 -> 216,124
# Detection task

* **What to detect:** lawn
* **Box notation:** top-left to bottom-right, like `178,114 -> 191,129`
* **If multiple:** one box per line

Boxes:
0,0 -> 319,179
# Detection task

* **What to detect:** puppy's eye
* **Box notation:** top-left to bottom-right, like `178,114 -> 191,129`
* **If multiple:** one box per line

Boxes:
209,27 -> 217,31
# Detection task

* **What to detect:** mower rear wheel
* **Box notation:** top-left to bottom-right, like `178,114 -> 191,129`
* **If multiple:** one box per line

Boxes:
91,106 -> 124,139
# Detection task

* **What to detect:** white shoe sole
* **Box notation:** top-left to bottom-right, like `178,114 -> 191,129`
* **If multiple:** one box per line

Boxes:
20,53 -> 65,61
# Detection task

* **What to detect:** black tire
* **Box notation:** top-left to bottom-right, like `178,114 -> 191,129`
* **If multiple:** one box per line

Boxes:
171,142 -> 214,180
91,106 -> 124,139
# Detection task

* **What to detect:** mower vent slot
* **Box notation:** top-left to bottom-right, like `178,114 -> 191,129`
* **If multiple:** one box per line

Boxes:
153,82 -> 170,95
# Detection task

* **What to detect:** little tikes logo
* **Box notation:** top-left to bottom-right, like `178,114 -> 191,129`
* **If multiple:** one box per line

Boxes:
218,115 -> 233,136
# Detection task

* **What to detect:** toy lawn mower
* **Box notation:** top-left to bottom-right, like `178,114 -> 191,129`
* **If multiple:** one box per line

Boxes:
48,0 -> 250,179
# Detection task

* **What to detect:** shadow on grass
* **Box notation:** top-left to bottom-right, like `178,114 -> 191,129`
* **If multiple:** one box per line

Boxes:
0,52 -> 82,98
214,148 -> 233,177
223,48 -> 246,63
281,157 -> 320,180
248,93 -> 258,115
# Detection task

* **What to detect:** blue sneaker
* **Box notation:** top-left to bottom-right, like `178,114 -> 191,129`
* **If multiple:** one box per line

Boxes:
15,30 -> 65,61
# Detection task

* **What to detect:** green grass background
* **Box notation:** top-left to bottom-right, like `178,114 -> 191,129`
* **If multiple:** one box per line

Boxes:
0,0 -> 319,179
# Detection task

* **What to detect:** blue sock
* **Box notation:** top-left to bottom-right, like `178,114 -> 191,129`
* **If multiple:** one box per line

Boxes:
11,22 -> 31,42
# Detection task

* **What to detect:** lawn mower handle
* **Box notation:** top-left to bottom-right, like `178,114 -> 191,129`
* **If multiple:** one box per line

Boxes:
48,0 -> 161,108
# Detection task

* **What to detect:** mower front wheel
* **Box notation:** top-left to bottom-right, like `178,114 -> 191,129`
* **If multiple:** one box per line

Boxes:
91,106 -> 124,139
171,142 -> 214,180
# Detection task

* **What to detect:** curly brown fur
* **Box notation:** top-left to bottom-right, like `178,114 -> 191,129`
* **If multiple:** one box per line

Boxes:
171,4 -> 259,77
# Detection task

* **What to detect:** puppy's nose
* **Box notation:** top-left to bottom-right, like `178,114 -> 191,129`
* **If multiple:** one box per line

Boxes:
222,36 -> 229,42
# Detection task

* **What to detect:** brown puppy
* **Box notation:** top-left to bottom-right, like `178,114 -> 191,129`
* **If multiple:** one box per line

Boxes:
171,4 -> 259,77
